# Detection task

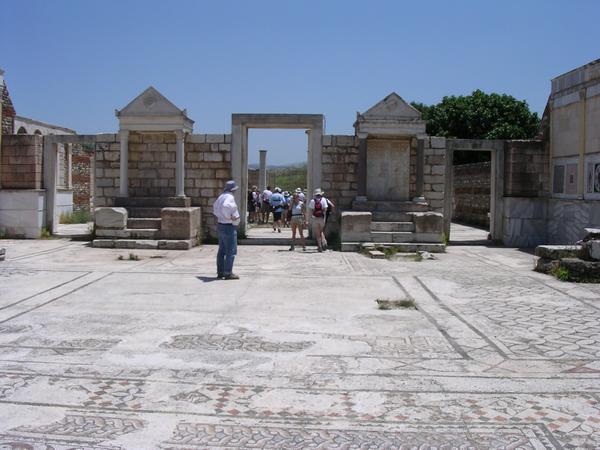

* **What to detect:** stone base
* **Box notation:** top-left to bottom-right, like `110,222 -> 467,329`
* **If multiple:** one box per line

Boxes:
559,258 -> 600,282
534,245 -> 584,260
0,190 -> 46,239
92,239 -> 196,250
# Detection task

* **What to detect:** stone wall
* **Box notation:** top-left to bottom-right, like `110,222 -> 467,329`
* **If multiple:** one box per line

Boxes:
0,134 -> 43,189
72,143 -> 94,211
452,161 -> 490,228
94,133 -> 232,238
422,137 -> 446,212
1,80 -> 15,135
504,140 -> 548,197
321,135 -> 358,211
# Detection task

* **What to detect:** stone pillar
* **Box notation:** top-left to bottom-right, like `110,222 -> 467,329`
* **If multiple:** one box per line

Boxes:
356,134 -> 368,199
66,143 -> 73,190
175,130 -> 186,197
414,139 -> 425,201
119,130 -> 129,197
259,149 -> 267,192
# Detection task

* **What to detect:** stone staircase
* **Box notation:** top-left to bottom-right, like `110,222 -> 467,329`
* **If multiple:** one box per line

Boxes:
341,200 -> 445,253
93,197 -> 200,250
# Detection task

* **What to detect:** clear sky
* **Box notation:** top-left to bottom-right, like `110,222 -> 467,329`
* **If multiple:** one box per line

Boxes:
3,0 -> 599,165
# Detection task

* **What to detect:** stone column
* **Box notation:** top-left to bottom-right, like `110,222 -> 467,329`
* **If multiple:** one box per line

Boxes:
414,139 -> 425,202
119,130 -> 129,197
356,133 -> 368,200
175,130 -> 186,197
259,150 -> 267,192
66,144 -> 73,190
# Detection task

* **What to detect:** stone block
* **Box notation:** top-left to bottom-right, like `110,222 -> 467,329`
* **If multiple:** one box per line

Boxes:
160,207 -> 201,240
204,152 -> 223,162
409,212 -> 443,234
206,134 -> 225,143
589,241 -> 600,261
95,207 -> 127,229
430,137 -> 446,148
335,135 -> 356,147
560,258 -> 600,282
189,134 -> 206,143
322,135 -> 333,146
535,245 -> 583,259
341,211 -> 372,242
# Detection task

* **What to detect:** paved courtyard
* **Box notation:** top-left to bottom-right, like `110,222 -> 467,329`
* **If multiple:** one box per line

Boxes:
0,235 -> 599,448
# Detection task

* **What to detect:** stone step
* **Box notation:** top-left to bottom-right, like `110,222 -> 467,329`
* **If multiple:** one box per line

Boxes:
239,238 -> 316,246
96,228 -> 160,239
368,250 -> 386,259
127,218 -> 162,229
126,207 -> 163,218
372,211 -> 413,222
340,242 -> 445,253
371,221 -> 415,232
92,239 -> 195,250
372,231 -> 443,243
115,196 -> 191,208
352,200 -> 429,212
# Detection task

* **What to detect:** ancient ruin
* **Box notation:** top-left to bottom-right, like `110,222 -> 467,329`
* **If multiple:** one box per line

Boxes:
0,59 -> 599,252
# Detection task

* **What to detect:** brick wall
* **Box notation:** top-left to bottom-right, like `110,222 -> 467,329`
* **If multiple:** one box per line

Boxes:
504,140 -> 548,197
72,143 -> 94,211
423,137 -> 447,212
0,134 -> 43,189
453,161 -> 490,228
94,133 -> 232,238
321,135 -> 358,211
1,81 -> 16,135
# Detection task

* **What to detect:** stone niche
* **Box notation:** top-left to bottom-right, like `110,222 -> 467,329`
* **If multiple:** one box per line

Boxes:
354,92 -> 427,202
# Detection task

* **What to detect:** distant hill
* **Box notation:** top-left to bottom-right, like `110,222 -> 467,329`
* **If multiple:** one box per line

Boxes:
248,162 -> 307,170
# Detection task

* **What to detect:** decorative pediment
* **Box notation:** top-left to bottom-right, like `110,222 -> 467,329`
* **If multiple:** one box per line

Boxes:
116,87 -> 194,133
361,92 -> 421,119
355,92 -> 426,138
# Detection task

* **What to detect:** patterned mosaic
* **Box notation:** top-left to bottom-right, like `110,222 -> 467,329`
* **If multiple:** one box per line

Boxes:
161,422 -> 557,449
161,330 -> 314,352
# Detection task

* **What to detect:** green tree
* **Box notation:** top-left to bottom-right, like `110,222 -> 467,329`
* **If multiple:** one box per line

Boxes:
411,90 -> 540,140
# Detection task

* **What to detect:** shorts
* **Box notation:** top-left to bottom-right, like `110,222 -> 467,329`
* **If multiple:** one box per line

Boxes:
260,202 -> 271,213
273,211 -> 283,221
291,216 -> 304,226
311,217 -> 325,227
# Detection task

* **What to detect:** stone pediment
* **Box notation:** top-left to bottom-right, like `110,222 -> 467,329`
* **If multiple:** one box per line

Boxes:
361,93 -> 421,119
355,93 -> 426,137
116,87 -> 194,133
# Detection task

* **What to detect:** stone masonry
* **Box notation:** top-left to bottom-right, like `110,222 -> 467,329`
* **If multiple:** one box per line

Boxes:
0,134 -> 43,189
422,137 -> 446,212
453,161 -> 490,228
94,133 -> 231,239
504,140 -> 548,197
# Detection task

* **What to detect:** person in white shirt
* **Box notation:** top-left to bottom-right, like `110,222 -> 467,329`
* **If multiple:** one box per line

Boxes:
307,188 -> 328,252
261,186 -> 273,224
213,180 -> 241,280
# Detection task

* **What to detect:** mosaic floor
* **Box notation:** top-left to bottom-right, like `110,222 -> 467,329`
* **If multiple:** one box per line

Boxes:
0,235 -> 599,448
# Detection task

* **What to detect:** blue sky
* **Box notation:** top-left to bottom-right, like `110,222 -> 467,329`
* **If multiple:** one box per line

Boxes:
3,0 -> 599,165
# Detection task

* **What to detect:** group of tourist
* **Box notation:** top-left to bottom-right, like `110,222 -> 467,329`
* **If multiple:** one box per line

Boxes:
213,180 -> 335,280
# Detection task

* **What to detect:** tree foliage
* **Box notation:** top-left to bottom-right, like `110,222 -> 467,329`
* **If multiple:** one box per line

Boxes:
411,90 -> 540,140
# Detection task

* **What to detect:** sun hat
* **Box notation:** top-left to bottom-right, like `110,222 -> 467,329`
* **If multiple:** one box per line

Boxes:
274,187 -> 282,193
295,187 -> 302,193
313,188 -> 323,196
224,180 -> 239,192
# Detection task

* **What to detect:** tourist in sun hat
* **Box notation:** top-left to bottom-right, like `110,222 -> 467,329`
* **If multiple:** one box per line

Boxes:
289,192 -> 306,251
213,180 -> 240,280
295,187 -> 305,202
269,187 -> 285,233
308,188 -> 328,252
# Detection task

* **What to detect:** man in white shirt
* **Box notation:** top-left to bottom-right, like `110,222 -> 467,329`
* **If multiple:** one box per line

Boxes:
261,186 -> 273,224
213,180 -> 241,280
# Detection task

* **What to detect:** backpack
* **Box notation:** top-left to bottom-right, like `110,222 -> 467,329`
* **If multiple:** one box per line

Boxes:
325,198 -> 333,218
313,199 -> 324,217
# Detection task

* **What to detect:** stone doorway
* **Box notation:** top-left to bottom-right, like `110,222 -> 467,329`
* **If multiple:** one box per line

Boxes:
230,114 -> 324,237
443,139 -> 505,244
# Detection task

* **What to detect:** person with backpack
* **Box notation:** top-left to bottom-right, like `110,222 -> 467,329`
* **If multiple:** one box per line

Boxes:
308,188 -> 328,252
269,187 -> 285,233
322,192 -> 335,249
